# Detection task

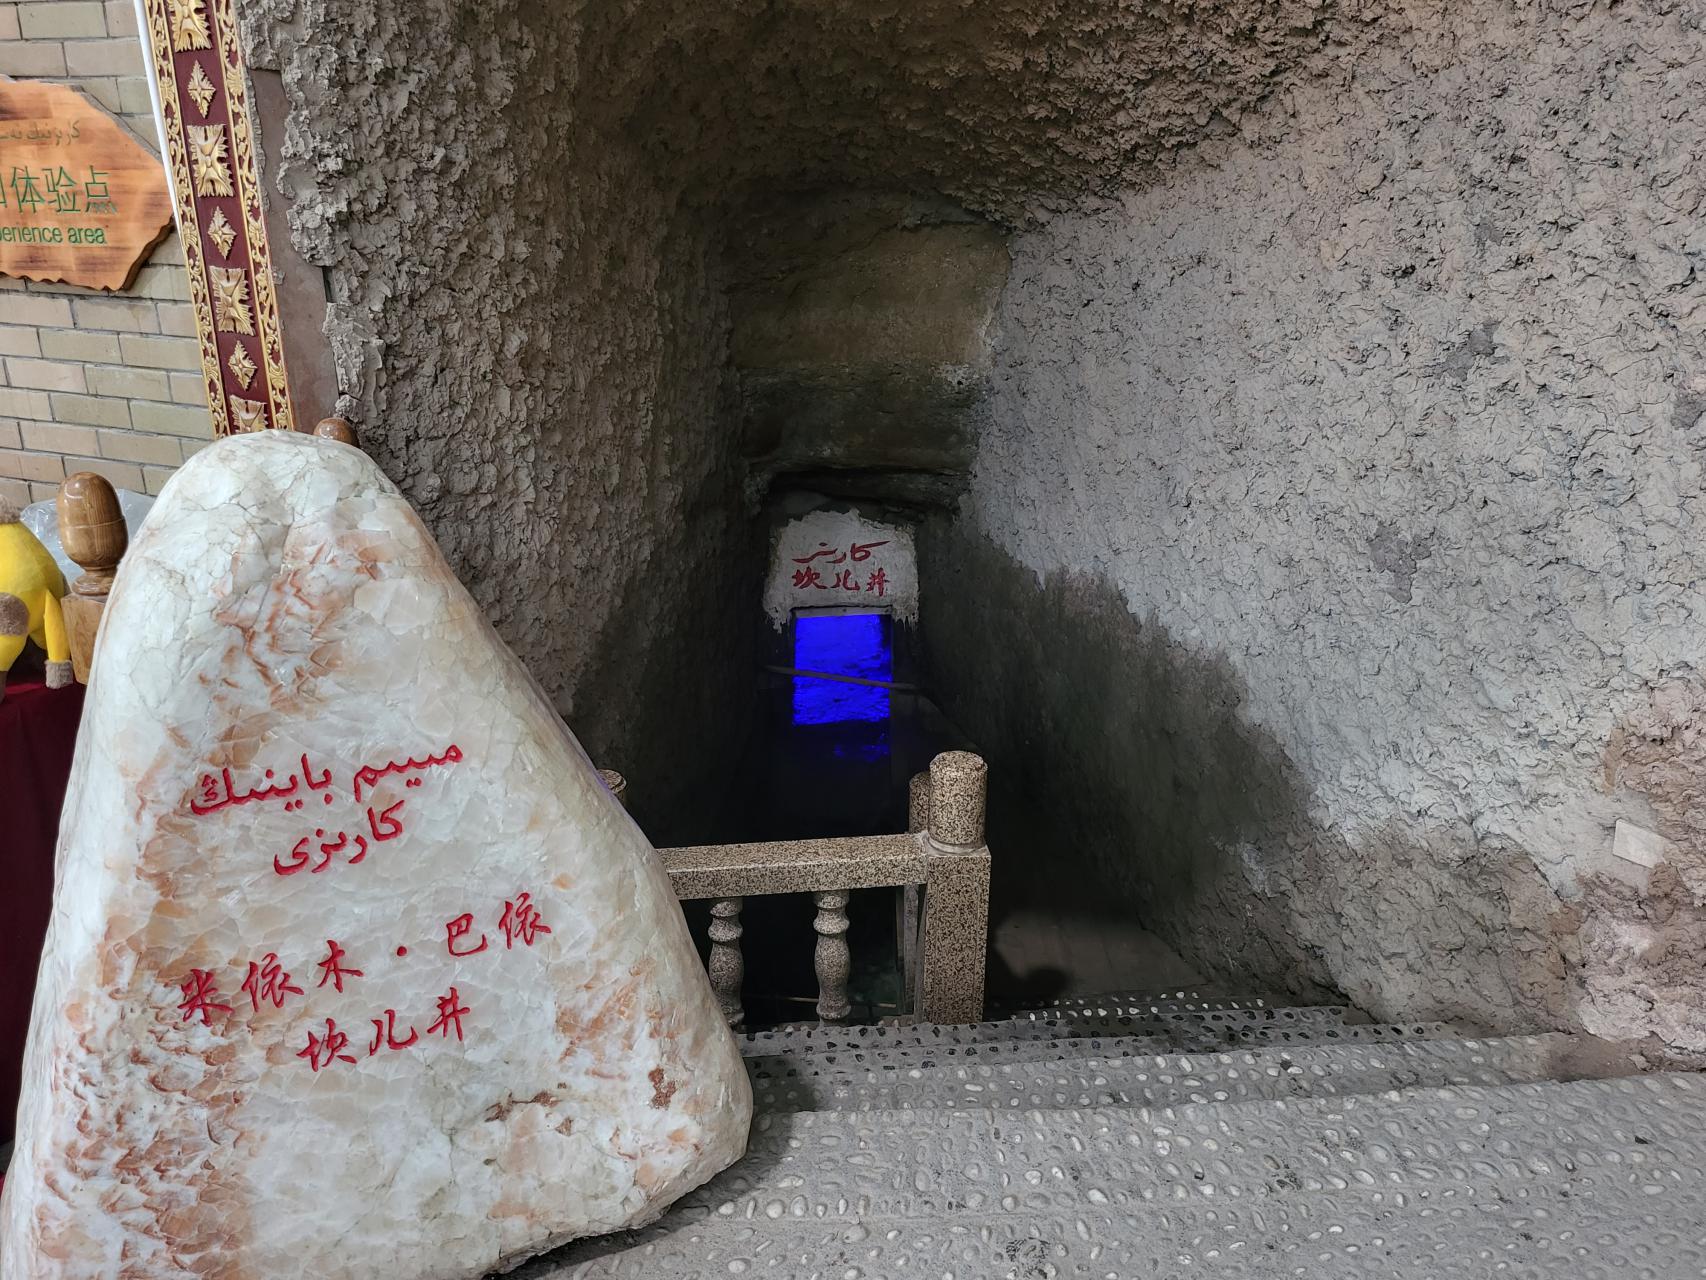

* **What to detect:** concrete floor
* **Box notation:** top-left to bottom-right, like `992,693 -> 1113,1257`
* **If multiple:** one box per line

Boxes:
987,906 -> 1205,1008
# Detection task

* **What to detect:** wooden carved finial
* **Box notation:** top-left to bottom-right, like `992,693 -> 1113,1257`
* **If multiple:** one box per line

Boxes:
313,417 -> 359,448
56,472 -> 128,683
57,472 -> 126,597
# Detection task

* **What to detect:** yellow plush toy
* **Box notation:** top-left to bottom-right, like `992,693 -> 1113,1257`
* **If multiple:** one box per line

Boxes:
0,498 -> 72,700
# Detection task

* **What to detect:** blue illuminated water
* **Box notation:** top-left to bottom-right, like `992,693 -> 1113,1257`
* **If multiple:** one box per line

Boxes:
792,613 -> 891,726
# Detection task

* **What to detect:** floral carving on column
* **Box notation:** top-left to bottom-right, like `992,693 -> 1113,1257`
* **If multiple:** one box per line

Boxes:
140,0 -> 295,435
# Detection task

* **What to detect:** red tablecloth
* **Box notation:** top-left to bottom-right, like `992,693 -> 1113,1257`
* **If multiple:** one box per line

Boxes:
0,677 -> 84,1143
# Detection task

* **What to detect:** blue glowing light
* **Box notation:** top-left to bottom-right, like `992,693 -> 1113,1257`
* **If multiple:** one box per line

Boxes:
792,613 -> 891,725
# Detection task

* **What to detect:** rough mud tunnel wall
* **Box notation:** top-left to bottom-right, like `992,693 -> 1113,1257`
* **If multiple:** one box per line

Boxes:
234,0 -> 1362,830
240,0 -> 1706,1051
926,3 -> 1706,1054
240,0 -> 753,837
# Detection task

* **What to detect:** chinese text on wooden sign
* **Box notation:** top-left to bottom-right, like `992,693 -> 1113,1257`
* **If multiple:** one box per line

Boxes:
0,80 -> 175,291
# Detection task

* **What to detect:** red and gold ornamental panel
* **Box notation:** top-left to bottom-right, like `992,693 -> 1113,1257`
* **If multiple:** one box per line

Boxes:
139,0 -> 294,435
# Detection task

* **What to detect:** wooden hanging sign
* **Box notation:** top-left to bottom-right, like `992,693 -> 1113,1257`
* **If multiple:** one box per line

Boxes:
0,79 -> 175,291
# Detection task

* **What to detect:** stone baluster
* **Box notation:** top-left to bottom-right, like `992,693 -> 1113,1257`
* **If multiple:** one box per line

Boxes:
918,751 -> 991,1024
597,768 -> 629,810
908,771 -> 931,834
812,890 -> 852,1024
707,897 -> 745,1028
927,751 -> 986,851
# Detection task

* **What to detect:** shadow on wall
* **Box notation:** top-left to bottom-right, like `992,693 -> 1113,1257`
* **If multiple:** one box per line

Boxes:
567,497 -> 762,849
920,522 -> 1582,1032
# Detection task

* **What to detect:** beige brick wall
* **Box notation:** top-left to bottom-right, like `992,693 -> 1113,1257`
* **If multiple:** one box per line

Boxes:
0,0 -> 212,510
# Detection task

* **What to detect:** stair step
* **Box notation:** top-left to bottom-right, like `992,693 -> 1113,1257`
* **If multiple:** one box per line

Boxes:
995,989 -> 1268,1017
743,1016 -> 1464,1076
740,1003 -> 1360,1057
530,1178 -> 1706,1278
747,1032 -> 1636,1114
529,1072 -> 1706,1278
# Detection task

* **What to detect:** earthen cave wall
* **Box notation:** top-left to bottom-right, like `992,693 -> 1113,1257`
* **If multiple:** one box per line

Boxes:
242,0 -> 755,838
234,0 -> 1706,1052
926,0 -> 1706,1054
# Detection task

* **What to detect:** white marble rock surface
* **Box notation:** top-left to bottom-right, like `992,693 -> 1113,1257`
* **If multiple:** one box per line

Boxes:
0,432 -> 751,1279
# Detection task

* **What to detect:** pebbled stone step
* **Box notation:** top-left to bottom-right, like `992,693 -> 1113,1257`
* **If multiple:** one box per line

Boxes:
530,1072 -> 1706,1278
742,1016 -> 1466,1079
529,1178 -> 1706,1278
740,1003 -> 1362,1058
746,1032 -> 1640,1114
995,989 -> 1274,1018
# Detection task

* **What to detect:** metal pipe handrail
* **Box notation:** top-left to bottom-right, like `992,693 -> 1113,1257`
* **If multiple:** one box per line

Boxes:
760,664 -> 921,692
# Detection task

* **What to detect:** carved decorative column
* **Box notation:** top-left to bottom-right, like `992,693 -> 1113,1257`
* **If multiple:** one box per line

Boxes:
706,897 -> 744,1028
138,0 -> 295,435
812,890 -> 851,1024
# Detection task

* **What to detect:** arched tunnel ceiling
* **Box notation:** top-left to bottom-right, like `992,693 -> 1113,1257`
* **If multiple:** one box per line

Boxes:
580,0 -> 1404,216
243,0 -> 1447,613
559,1 -> 1422,507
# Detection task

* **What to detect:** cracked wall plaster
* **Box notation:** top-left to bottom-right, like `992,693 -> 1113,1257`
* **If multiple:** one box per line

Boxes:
235,0 -> 1423,827
584,0 -> 1402,219
727,192 -> 1009,505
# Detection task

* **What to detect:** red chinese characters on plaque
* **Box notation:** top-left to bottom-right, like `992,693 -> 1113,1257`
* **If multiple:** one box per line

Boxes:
788,538 -> 893,597
766,512 -> 919,628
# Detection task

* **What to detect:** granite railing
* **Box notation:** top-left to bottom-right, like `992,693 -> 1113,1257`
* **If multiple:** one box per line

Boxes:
654,751 -> 991,1027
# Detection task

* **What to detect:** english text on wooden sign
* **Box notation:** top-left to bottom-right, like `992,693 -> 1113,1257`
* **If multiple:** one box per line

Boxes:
0,80 -> 175,291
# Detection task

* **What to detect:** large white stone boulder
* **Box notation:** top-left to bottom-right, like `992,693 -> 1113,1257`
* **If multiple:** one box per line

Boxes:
1,432 -> 751,1279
